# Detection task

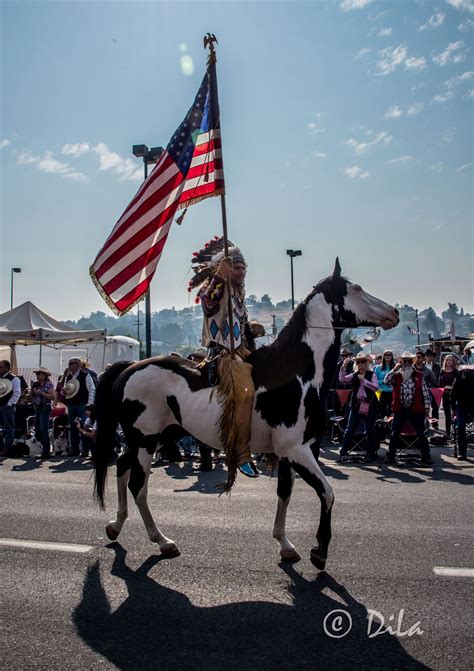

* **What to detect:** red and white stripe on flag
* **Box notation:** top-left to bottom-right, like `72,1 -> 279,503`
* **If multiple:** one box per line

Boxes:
90,129 -> 224,316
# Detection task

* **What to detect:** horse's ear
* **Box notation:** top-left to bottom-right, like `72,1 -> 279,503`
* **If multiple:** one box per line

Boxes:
333,257 -> 341,279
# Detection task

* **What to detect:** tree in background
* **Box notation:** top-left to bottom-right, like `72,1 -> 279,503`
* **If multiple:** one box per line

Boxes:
420,307 -> 443,340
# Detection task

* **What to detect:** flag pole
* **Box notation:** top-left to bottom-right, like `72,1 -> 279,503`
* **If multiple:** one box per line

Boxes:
205,34 -> 235,359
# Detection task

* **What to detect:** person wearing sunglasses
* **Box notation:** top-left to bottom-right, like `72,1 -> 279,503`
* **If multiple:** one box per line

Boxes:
383,352 -> 433,465
338,352 -> 379,463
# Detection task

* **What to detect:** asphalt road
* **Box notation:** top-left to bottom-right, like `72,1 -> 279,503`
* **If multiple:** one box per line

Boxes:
1,451 -> 473,670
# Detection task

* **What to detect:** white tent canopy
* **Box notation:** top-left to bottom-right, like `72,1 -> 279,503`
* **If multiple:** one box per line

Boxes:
0,301 -> 106,346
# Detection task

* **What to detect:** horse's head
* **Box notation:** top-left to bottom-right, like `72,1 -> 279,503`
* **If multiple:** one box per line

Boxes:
309,259 -> 399,331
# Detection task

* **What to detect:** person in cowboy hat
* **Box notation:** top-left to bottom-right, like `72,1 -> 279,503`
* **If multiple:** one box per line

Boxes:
338,352 -> 380,462
0,360 -> 21,457
60,357 -> 95,457
31,367 -> 55,459
383,351 -> 433,465
188,237 -> 260,488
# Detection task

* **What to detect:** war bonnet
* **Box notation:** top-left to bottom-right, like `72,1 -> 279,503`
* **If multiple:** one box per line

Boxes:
187,236 -> 246,296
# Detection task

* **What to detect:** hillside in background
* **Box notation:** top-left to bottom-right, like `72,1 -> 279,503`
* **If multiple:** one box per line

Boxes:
64,296 -> 474,357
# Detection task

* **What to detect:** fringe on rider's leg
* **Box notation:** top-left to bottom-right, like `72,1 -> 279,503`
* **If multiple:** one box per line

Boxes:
216,352 -> 255,494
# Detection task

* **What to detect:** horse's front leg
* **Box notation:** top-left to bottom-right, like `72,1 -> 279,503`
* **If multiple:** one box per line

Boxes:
106,451 -> 132,541
273,458 -> 300,562
289,444 -> 334,570
129,448 -> 180,558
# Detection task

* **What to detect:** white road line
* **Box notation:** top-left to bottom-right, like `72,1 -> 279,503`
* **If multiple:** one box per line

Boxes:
0,538 -> 94,554
433,566 -> 474,578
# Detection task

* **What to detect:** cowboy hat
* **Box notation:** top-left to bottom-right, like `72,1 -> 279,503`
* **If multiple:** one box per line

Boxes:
401,351 -> 416,360
33,366 -> 51,376
63,378 -> 80,399
0,378 -> 13,398
355,352 -> 368,361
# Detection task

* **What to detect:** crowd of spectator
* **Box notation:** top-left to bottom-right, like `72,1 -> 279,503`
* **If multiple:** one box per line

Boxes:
0,344 -> 472,465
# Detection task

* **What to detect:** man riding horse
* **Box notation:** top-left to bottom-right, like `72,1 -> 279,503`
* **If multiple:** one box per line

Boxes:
189,237 -> 260,487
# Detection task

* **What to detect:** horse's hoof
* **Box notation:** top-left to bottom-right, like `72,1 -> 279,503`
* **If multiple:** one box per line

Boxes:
280,548 -> 301,563
160,542 -> 180,558
310,548 -> 327,571
105,523 -> 120,541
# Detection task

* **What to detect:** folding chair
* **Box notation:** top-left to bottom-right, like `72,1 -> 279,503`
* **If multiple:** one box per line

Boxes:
343,417 -> 369,463
329,390 -> 351,444
393,420 -> 430,465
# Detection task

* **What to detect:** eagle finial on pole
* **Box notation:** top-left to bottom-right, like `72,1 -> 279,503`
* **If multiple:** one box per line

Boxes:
204,33 -> 218,64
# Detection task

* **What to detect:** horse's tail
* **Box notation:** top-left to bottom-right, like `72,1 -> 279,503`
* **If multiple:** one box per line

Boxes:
94,361 -> 132,509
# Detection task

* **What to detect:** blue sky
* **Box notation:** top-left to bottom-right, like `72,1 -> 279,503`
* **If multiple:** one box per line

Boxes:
1,0 -> 473,321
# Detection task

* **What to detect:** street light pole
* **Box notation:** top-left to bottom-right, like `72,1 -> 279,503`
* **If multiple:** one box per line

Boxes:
286,250 -> 302,311
132,144 -> 164,359
10,267 -> 21,309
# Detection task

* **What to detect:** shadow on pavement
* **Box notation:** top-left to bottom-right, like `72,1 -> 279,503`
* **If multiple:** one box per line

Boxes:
376,466 -> 473,486
74,544 -> 429,670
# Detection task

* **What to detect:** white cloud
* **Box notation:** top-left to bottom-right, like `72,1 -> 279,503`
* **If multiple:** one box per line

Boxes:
432,90 -> 455,102
61,142 -> 90,158
432,71 -> 473,103
37,152 -> 71,175
378,27 -> 392,37
465,88 -> 474,97
384,105 -> 402,119
458,18 -> 474,30
376,44 -> 428,75
430,162 -> 444,172
344,165 -> 370,179
93,142 -> 143,182
312,150 -> 327,158
432,41 -> 467,66
456,161 -> 473,171
405,56 -> 427,71
419,12 -> 446,31
0,139 -> 11,149
17,149 -> 89,183
376,44 -> 408,75
17,151 -> 38,165
354,47 -> 372,59
345,130 -> 392,154
447,0 -> 474,12
442,127 -> 456,143
407,102 -> 425,115
307,114 -> 325,134
63,171 -> 90,183
180,54 -> 194,77
388,155 -> 414,164
341,0 -> 374,11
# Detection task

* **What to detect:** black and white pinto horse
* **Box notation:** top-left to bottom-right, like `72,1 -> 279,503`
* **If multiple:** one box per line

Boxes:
94,260 -> 399,569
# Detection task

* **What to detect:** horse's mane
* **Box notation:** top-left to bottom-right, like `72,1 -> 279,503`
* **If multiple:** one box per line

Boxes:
248,275 -> 348,390
248,290 -> 315,390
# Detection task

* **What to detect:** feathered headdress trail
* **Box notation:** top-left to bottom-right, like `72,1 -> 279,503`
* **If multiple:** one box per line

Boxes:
188,236 -> 246,303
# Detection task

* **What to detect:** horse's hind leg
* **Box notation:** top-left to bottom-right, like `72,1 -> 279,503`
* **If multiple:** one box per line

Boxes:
106,451 -> 132,541
273,458 -> 301,562
290,445 -> 334,571
129,448 -> 180,558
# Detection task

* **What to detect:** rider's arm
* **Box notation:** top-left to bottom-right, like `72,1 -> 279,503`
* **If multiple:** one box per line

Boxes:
201,274 -> 226,317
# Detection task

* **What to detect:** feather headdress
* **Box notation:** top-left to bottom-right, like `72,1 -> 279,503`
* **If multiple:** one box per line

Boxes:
188,236 -> 246,298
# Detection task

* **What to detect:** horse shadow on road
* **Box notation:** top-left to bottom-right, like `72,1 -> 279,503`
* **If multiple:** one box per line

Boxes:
73,543 -> 429,670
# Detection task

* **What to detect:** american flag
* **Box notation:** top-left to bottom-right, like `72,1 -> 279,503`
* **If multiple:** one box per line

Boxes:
90,63 -> 225,316
407,326 -> 419,335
